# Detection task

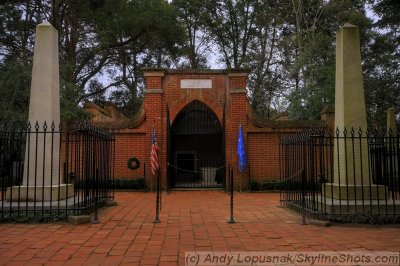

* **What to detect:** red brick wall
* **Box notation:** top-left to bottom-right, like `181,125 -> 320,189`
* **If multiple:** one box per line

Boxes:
106,127 -> 313,190
246,129 -> 314,182
87,69 -> 327,191
248,132 -> 281,181
114,133 -> 146,179
247,132 -> 286,182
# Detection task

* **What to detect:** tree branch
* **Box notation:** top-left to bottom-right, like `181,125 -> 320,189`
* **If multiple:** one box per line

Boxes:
78,80 -> 122,103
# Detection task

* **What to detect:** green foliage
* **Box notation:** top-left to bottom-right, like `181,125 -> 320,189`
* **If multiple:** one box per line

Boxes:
0,210 -> 73,223
363,0 -> 400,126
363,32 -> 400,126
127,157 -> 140,171
0,176 -> 21,187
249,180 -> 260,191
0,0 -> 398,124
249,179 -> 286,191
108,87 -> 144,117
285,0 -> 371,120
0,58 -> 30,121
261,181 -> 280,191
0,0 -> 185,122
113,178 -> 146,190
172,0 -> 211,69
60,82 -> 90,123
373,0 -> 400,29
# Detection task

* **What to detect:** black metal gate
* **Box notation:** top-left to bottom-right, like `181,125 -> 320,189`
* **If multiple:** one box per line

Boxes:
167,101 -> 225,189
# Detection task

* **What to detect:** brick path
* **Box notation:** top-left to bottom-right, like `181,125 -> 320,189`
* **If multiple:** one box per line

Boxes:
0,191 -> 399,265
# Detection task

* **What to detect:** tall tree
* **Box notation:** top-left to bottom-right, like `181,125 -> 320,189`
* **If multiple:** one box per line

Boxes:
363,0 -> 400,126
75,0 -> 184,115
172,0 -> 211,69
203,0 -> 258,68
247,1 -> 290,118
0,1 -> 44,121
0,0 -> 185,120
285,0 -> 371,120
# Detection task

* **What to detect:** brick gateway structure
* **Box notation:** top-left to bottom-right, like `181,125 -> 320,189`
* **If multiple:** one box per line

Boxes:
85,69 -> 333,190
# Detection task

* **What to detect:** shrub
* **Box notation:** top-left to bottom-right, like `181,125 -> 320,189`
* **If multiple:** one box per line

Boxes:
113,178 -> 146,190
249,180 -> 260,191
71,177 -> 147,190
248,178 -> 290,191
0,176 -> 21,187
261,181 -> 275,190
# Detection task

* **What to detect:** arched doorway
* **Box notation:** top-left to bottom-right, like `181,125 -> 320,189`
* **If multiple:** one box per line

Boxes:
168,100 -> 225,189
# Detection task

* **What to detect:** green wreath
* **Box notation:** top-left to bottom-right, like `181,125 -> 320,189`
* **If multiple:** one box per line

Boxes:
127,156 -> 140,170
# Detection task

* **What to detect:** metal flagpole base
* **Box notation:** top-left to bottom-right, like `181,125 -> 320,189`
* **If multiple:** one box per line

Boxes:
227,169 -> 235,224
153,169 -> 161,224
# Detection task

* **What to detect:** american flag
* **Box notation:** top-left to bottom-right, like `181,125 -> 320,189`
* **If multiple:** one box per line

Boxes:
150,128 -> 159,175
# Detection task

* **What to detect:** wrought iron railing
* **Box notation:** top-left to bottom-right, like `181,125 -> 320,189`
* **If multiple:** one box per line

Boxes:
0,121 -> 115,222
280,128 -> 400,223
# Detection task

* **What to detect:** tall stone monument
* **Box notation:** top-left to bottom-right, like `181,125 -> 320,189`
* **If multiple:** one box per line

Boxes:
7,22 -> 73,201
324,23 -> 385,200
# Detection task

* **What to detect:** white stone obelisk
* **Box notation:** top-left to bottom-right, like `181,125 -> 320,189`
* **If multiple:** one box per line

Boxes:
325,24 -> 384,200
23,22 -> 61,187
7,22 -> 73,201
334,23 -> 369,186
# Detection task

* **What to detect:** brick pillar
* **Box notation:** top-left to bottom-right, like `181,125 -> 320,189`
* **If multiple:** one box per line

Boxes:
226,69 -> 250,191
320,105 -> 335,131
143,69 -> 165,191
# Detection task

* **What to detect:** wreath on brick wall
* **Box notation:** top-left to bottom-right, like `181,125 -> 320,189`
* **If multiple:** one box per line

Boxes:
127,156 -> 140,170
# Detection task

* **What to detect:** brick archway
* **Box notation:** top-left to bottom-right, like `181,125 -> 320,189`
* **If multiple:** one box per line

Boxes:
169,94 -> 224,125
168,100 -> 225,189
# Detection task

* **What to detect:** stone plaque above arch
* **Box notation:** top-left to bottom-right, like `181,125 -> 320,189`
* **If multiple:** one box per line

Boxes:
180,79 -> 212,89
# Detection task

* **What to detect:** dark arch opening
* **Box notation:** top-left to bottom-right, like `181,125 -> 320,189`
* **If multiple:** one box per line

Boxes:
168,100 -> 225,188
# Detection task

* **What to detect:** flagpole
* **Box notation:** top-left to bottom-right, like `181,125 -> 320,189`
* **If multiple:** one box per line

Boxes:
153,168 -> 160,224
151,125 -> 160,224
159,166 -> 162,211
239,172 -> 242,192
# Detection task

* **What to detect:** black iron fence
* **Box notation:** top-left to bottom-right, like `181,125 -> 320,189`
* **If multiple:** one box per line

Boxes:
280,128 -> 400,223
0,121 -> 115,222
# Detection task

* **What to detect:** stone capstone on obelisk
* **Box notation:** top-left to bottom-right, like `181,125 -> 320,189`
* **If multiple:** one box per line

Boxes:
324,23 -> 385,200
7,22 -> 73,201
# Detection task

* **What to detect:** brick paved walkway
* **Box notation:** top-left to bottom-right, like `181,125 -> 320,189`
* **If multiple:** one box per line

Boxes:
0,191 -> 399,265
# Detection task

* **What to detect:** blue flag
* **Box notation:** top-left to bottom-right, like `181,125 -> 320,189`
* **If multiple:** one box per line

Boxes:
237,125 -> 247,173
